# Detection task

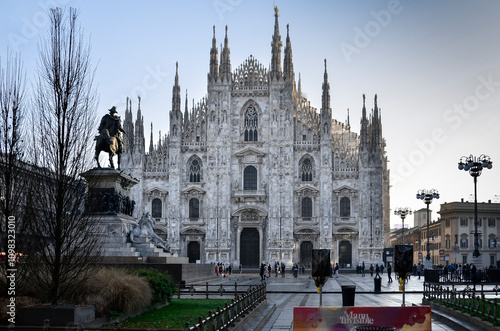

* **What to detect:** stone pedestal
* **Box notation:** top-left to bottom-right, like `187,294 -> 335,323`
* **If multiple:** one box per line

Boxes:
81,168 -> 141,259
81,168 -> 188,264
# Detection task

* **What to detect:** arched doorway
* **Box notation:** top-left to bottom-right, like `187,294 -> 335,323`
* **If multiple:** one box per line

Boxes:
300,241 -> 313,267
240,228 -> 259,267
187,241 -> 200,263
339,240 -> 352,267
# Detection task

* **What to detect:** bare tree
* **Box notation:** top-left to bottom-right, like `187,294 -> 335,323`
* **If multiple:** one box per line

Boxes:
26,7 -> 101,305
0,51 -> 32,294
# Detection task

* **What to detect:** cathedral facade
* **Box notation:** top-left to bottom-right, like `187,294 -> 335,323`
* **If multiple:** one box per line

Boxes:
121,9 -> 390,268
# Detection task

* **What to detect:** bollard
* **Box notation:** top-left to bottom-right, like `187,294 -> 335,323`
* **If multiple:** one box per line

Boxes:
374,274 -> 382,293
341,285 -> 356,306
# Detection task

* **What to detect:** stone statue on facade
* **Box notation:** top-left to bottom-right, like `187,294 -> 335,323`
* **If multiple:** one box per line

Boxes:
130,212 -> 170,252
95,106 -> 126,169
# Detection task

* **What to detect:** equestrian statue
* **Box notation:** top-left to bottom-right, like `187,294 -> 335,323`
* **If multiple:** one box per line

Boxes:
95,106 -> 126,169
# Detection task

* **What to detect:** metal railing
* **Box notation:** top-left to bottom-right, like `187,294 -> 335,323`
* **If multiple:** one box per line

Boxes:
178,282 -> 259,299
183,283 -> 266,330
423,283 -> 500,326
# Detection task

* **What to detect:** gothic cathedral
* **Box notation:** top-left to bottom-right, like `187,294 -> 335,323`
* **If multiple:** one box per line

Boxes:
121,8 -> 390,268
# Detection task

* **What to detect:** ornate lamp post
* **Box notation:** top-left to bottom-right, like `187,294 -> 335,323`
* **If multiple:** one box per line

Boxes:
458,154 -> 493,258
394,208 -> 412,244
416,189 -> 439,264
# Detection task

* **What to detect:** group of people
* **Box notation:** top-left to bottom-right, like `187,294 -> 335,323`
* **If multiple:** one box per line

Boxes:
358,261 -> 394,282
439,263 -> 480,283
258,262 -> 308,280
214,262 -> 233,277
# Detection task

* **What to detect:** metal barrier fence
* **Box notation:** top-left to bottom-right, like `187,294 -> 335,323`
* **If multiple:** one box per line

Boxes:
423,282 -> 500,326
177,282 -> 255,299
424,268 -> 500,284
183,283 -> 266,330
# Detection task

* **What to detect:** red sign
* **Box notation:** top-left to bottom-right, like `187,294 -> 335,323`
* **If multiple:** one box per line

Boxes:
439,250 -> 444,255
294,306 -> 431,330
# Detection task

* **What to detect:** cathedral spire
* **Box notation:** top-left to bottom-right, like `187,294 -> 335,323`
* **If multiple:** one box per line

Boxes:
134,96 -> 145,152
360,94 -> 368,149
137,95 -> 142,120
149,123 -> 154,154
321,59 -> 331,118
184,93 -> 189,131
372,94 -> 380,147
270,6 -> 283,80
346,108 -> 351,130
209,25 -> 219,82
298,73 -> 302,99
172,62 -> 181,118
283,23 -> 294,80
219,25 -> 231,81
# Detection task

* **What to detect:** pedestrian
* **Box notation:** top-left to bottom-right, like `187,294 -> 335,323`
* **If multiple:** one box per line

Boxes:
267,264 -> 271,278
417,263 -> 422,279
275,261 -> 279,277
387,263 -> 393,283
362,261 -> 365,277
260,263 -> 266,280
471,263 -> 477,284
228,264 -> 232,276
239,264 -> 242,274
335,263 -> 339,278
375,264 -> 380,277
281,262 -> 286,277
380,264 -> 384,275
370,264 -> 374,277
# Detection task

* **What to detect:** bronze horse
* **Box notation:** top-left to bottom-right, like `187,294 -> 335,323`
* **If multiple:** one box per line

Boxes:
95,106 -> 126,169
94,133 -> 121,169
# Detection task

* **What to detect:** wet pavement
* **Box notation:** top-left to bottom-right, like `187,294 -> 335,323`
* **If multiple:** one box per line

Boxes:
188,270 -> 491,330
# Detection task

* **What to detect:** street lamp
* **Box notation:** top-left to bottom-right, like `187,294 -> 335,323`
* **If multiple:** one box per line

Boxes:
416,189 -> 439,265
458,154 -> 493,258
394,208 -> 412,244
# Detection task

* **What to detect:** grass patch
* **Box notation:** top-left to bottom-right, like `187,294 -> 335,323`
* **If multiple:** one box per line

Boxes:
112,298 -> 232,329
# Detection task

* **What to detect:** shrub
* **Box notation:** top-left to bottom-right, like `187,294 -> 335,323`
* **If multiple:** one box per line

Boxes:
71,268 -> 152,316
134,268 -> 178,303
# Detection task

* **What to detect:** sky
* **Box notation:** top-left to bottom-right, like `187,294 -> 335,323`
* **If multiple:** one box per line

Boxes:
1,0 -> 500,228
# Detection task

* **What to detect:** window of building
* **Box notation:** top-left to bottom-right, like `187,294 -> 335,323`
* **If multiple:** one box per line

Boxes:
489,238 -> 497,249
445,218 -> 450,227
460,236 -> 468,248
303,135 -> 306,141
340,197 -> 350,217
460,218 -> 468,227
189,198 -> 199,219
243,166 -> 257,190
488,218 -> 496,227
152,198 -> 162,218
189,158 -> 201,182
462,255 -> 467,265
301,158 -> 313,181
445,235 -> 450,249
244,106 -> 258,141
477,218 -> 482,227
302,197 -> 312,218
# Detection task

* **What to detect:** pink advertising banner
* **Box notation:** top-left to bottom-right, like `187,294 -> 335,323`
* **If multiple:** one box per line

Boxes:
293,306 -> 432,330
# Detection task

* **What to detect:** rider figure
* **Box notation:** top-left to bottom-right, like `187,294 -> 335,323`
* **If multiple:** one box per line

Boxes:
97,106 -> 126,154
